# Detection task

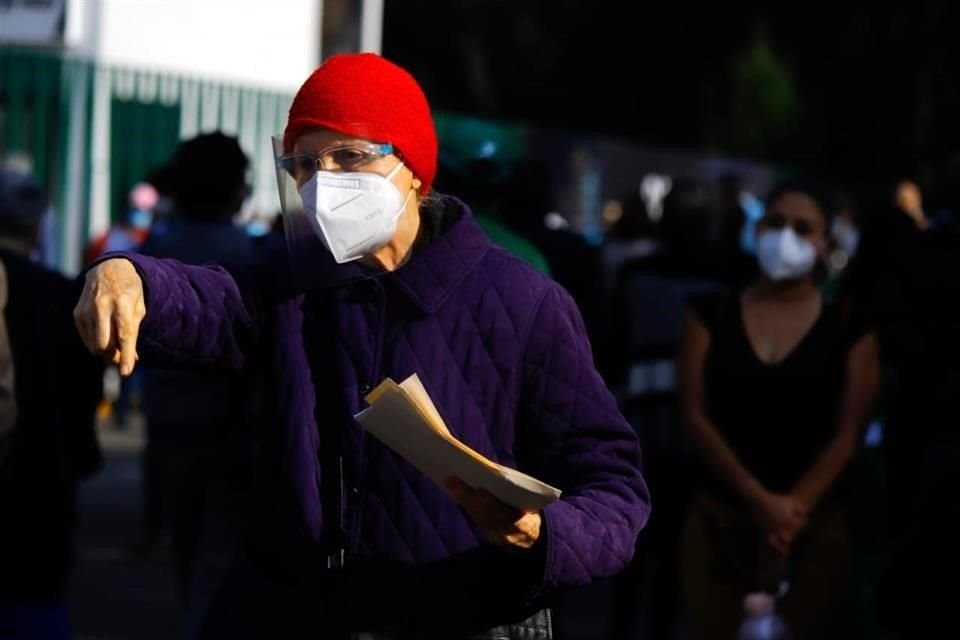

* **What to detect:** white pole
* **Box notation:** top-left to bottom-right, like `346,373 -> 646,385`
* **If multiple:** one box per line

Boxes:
87,65 -> 112,242
316,0 -> 325,62
360,0 -> 383,54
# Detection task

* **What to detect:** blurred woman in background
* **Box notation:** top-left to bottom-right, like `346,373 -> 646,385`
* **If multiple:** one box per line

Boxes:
678,181 -> 880,639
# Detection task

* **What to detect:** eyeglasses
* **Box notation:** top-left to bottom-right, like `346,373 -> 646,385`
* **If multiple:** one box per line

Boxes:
759,212 -> 816,237
278,142 -> 394,178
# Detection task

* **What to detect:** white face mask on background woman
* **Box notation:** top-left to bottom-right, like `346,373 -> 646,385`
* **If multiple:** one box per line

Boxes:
756,228 -> 817,281
299,161 -> 412,264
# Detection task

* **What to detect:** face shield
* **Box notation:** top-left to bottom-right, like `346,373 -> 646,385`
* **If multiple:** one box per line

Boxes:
272,129 -> 409,290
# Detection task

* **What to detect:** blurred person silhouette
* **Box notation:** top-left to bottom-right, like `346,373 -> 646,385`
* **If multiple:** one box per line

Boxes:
1,155 -> 57,269
139,133 -> 254,263
602,180 -> 724,639
600,188 -> 660,287
83,182 -> 157,264
850,169 -> 960,635
434,152 -> 551,275
839,186 -> 931,529
815,191 -> 863,306
249,210 -> 287,262
929,153 -> 960,229
678,180 -> 880,640
73,53 -> 649,639
601,186 -> 675,386
874,375 -> 960,638
496,159 -> 605,348
715,173 -> 746,242
144,163 -> 177,239
135,133 -> 257,608
656,178 -> 714,276
711,172 -> 758,288
603,179 -> 727,401
0,169 -> 103,640
826,194 -> 860,277
893,179 -> 928,230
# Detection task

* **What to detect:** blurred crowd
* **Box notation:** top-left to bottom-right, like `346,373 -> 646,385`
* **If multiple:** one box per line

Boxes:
1,120 -> 959,639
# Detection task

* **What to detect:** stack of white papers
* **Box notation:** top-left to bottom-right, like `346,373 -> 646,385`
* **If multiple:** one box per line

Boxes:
354,374 -> 561,511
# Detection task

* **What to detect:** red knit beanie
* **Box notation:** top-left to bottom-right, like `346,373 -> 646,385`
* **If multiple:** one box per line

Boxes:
284,53 -> 437,193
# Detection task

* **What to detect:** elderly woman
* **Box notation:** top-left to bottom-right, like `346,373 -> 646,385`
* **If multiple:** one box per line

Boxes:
75,54 -> 649,639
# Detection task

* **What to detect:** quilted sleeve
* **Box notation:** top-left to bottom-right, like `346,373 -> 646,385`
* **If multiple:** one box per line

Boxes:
519,284 -> 650,590
93,252 -> 261,370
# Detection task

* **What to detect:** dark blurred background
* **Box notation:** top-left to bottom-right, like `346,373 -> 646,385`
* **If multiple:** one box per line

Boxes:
386,1 -> 960,202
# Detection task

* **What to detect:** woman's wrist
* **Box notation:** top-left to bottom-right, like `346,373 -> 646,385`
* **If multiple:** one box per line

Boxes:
790,487 -> 815,513
740,480 -> 771,510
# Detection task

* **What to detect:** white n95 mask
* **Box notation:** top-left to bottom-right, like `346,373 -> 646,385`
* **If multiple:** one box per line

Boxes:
756,228 -> 817,280
299,161 -> 412,264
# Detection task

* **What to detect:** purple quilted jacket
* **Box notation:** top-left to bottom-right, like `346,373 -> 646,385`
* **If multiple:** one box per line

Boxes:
118,197 -> 649,633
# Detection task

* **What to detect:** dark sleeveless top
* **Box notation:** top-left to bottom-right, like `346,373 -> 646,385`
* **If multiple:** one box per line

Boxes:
691,291 -> 870,498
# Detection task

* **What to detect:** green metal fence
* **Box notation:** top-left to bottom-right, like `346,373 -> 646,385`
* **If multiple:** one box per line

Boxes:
1,46 -> 292,274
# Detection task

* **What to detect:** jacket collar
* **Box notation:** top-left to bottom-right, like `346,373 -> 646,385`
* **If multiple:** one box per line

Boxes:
387,195 -> 490,314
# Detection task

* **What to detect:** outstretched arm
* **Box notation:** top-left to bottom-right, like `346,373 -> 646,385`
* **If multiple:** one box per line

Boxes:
74,255 -> 262,374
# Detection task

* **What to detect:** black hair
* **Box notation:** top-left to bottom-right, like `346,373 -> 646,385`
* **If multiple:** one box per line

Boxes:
0,173 -> 48,239
764,178 -> 836,228
168,132 -> 249,219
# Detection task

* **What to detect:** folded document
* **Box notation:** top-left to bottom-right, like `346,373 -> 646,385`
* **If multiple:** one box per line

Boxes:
354,374 -> 561,511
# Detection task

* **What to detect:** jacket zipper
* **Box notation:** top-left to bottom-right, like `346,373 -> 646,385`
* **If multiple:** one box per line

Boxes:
329,453 -> 345,569
308,290 -> 346,571
347,280 -> 387,559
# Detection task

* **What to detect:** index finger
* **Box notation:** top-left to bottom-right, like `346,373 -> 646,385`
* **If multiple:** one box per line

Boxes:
116,336 -> 137,377
114,310 -> 140,377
